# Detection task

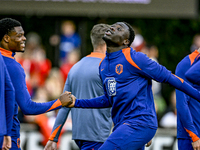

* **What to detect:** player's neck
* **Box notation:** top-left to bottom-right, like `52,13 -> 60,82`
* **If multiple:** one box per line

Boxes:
107,45 -> 128,53
0,42 -> 11,52
93,45 -> 106,54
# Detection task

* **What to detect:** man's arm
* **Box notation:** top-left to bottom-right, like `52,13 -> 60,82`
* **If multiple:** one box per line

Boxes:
2,136 -> 12,150
75,95 -> 111,108
58,92 -> 111,109
166,73 -> 200,101
176,89 -> 199,141
3,66 -> 15,150
4,67 -> 14,136
44,107 -> 71,150
44,79 -> 73,150
133,52 -> 200,102
44,140 -> 57,150
5,62 -> 73,115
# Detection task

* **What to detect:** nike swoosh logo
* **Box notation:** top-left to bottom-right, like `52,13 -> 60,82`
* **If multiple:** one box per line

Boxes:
101,68 -> 104,71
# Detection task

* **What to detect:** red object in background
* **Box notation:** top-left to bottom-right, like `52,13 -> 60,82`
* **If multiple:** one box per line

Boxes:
34,59 -> 52,86
60,63 -> 74,81
17,57 -> 52,95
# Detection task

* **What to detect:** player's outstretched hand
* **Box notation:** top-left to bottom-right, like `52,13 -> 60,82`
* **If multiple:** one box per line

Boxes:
145,139 -> 152,147
59,91 -> 76,107
44,140 -> 57,150
2,136 -> 11,150
192,139 -> 200,150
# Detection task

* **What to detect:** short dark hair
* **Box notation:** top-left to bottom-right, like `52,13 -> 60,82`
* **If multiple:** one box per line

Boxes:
90,23 -> 110,49
0,18 -> 21,41
123,22 -> 135,47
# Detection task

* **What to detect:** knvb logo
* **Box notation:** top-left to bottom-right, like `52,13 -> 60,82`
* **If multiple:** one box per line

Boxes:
116,64 -> 123,75
106,77 -> 116,96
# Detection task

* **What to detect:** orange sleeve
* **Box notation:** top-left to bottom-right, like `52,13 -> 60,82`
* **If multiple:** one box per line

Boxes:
185,128 -> 200,142
46,99 -> 62,112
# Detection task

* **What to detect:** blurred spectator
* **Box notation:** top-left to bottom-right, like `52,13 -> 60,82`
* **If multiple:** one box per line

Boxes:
147,44 -> 161,95
148,45 -> 166,119
190,34 -> 200,52
31,48 -> 52,87
147,45 -> 159,62
131,34 -> 145,52
59,20 -> 81,62
130,26 -> 145,52
159,90 -> 177,128
44,68 -> 64,100
49,20 -> 81,65
60,50 -> 81,81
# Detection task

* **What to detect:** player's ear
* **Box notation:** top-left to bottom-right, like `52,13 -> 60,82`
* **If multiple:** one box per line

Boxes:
3,34 -> 10,43
123,39 -> 130,45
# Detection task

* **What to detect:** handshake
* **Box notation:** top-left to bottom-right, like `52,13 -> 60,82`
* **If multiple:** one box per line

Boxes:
59,91 -> 76,107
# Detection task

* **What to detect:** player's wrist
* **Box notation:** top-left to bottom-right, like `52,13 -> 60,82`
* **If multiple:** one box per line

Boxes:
48,139 -> 58,143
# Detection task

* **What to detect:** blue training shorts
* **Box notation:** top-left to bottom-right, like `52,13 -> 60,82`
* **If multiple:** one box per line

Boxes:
10,136 -> 21,150
178,139 -> 193,150
99,123 -> 156,150
75,140 -> 103,150
0,136 -> 3,149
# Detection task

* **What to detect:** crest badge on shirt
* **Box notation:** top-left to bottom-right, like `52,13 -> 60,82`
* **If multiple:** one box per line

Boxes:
105,77 -> 116,96
116,64 -> 123,75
